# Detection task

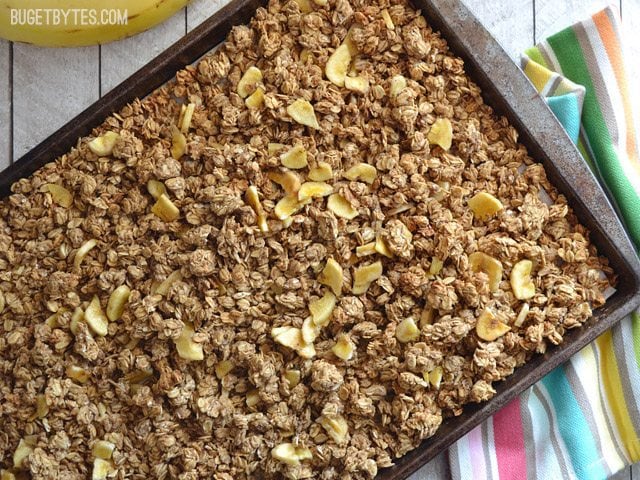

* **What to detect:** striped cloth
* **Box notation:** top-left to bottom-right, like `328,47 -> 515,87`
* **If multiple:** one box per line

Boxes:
448,6 -> 640,480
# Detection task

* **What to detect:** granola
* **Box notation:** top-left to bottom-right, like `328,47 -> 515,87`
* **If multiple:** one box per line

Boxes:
0,0 -> 613,478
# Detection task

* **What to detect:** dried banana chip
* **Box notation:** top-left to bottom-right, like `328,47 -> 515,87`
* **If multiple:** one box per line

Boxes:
514,302 -> 530,327
318,257 -> 343,296
245,186 -> 269,232
85,295 -> 109,337
92,440 -> 116,460
302,316 -> 320,343
427,118 -> 453,150
331,334 -> 354,361
511,260 -> 536,300
325,44 -> 352,87
170,126 -> 187,160
287,99 -> 321,130
298,181 -> 333,201
271,326 -> 303,350
175,321 -> 204,361
245,87 -> 265,109
344,163 -> 377,184
92,458 -> 115,480
146,179 -> 167,200
309,291 -> 336,327
66,365 -> 90,384
284,369 -> 301,388
280,145 -> 308,169
293,0 -> 312,13
374,237 -> 393,258
46,183 -> 73,208
356,242 -> 376,257
428,366 -> 443,389
246,389 -> 261,407
395,317 -> 420,343
180,103 -> 196,133
215,360 -> 234,379
237,66 -> 263,98
271,443 -> 312,466
327,193 -> 358,219
344,75 -> 370,94
297,340 -> 317,359
155,270 -> 182,296
13,439 -> 33,468
274,195 -> 310,220
318,414 -> 349,443
476,309 -> 510,341
88,131 -> 119,157
381,9 -> 394,29
308,162 -> 333,181
390,75 -> 407,97
151,194 -> 180,222
268,171 -> 302,194
469,252 -> 503,292
106,284 -> 131,321
352,261 -> 383,294
74,238 -> 97,270
468,191 -> 503,220
429,257 -> 444,276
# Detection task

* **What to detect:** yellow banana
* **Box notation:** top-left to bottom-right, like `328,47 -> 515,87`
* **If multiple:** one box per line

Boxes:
0,0 -> 190,47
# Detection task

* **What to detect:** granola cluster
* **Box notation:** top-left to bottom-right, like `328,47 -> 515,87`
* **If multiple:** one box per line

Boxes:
0,0 -> 613,478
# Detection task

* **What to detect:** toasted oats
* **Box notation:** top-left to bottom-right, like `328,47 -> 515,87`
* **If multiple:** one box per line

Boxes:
0,1 -> 612,478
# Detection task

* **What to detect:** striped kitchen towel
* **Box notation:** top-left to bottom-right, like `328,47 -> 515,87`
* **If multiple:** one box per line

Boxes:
449,6 -> 640,480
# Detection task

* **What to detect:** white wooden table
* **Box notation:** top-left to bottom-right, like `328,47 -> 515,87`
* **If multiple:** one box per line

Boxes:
0,0 -> 639,478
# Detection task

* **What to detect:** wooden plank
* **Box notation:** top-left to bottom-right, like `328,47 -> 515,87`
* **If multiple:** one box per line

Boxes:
621,0 -> 640,132
100,9 -> 187,94
187,0 -> 230,32
0,40 -> 10,168
461,0 -> 534,58
408,451 -> 449,480
534,0 -> 610,43
12,45 -> 99,160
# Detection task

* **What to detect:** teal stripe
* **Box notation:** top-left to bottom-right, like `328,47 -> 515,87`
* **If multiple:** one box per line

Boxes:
541,369 -> 608,480
547,28 -> 640,248
547,93 -> 582,144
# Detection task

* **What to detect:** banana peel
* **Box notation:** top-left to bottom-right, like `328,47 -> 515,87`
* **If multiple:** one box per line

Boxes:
0,0 -> 189,47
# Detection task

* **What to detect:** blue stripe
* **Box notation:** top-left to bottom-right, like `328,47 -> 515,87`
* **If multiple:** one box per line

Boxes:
541,369 -> 608,479
547,92 -> 582,144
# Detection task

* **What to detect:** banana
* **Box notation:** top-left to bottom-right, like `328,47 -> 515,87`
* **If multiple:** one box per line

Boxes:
0,0 -> 189,47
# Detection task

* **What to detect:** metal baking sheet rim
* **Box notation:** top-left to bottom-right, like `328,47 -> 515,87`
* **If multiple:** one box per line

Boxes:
3,0 -> 640,478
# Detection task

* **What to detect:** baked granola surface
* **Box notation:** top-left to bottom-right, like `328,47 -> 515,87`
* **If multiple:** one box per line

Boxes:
0,0 -> 613,478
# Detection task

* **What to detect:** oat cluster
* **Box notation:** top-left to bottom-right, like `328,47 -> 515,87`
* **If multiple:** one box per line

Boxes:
0,0 -> 613,478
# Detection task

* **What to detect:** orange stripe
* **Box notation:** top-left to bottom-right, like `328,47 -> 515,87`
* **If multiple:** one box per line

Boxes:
592,10 -> 640,167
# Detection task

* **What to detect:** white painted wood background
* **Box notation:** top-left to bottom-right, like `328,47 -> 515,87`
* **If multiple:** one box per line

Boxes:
0,0 -> 639,478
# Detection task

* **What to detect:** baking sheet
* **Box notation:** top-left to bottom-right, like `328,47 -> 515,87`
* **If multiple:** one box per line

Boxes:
2,0 -> 639,478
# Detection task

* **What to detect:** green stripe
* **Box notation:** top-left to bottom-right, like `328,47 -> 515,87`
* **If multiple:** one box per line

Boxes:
632,312 -> 640,372
525,46 -> 548,69
547,29 -> 640,248
527,46 -> 597,171
577,132 -> 597,171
